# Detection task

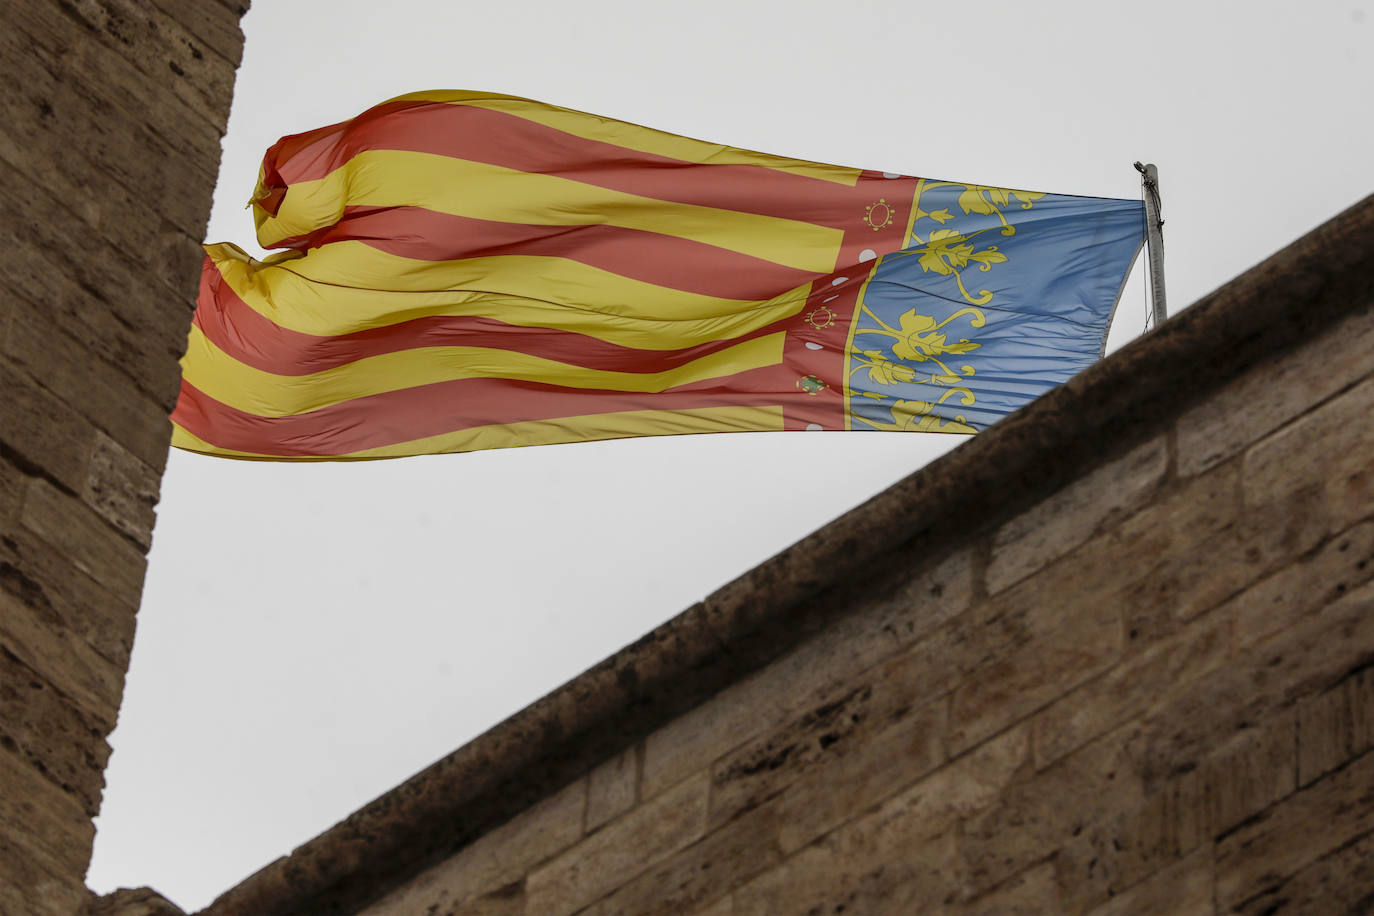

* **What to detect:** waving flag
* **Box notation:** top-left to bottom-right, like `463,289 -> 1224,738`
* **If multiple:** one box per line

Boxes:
172,90 -> 1144,459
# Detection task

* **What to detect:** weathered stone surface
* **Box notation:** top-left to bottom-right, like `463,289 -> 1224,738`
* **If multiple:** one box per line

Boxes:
146,0 -> 246,66
1297,666 -> 1374,787
772,698 -> 946,856
1216,748 -> 1374,912
1231,828 -> 1374,916
987,434 -> 1168,595
642,547 -> 971,800
732,821 -> 960,915
1228,520 -> 1374,653
959,725 -> 1145,900
1082,845 -> 1213,916
0,573 -> 124,729
0,457 -> 23,525
1244,373 -> 1374,547
359,777 -> 584,915
0,157 -> 196,401
1140,579 -> 1374,793
82,886 -> 186,915
6,302 -> 174,473
0,647 -> 109,818
84,433 -> 161,551
585,746 -> 636,833
964,861 -> 1060,915
0,745 -> 94,881
43,0 -> 239,131
0,829 -> 89,916
526,772 -> 708,916
0,361 -> 95,494
948,593 -> 1122,755
1178,301 -> 1374,477
872,723 -> 1031,848
580,800 -> 784,916
687,894 -> 734,916
20,479 -> 147,604
1032,604 -> 1232,769
0,528 -> 140,673
0,23 -> 216,240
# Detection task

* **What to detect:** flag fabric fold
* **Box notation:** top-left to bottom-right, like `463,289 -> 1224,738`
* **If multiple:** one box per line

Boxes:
173,90 -> 1145,459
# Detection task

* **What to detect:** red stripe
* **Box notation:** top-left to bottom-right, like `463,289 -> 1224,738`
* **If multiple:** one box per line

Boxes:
194,255 -> 805,376
172,364 -> 799,457
289,205 -> 817,300
261,100 -> 859,227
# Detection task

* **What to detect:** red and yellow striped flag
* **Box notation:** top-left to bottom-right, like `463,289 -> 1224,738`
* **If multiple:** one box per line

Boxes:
172,90 -> 1121,459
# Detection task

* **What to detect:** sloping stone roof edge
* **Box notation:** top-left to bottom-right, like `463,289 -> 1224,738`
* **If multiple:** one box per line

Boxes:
199,194 -> 1374,916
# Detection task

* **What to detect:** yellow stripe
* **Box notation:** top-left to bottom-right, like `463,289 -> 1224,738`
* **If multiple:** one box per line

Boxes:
388,91 -> 860,187
180,323 -> 786,418
172,405 -> 786,461
344,404 -> 787,458
256,150 -> 843,273
284,240 -> 768,320
209,244 -> 811,350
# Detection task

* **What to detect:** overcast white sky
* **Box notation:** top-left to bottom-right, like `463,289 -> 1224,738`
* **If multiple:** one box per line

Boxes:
86,1 -> 1372,909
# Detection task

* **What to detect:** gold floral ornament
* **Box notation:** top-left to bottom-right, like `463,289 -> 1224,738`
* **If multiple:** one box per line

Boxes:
956,185 -> 1045,236
853,391 -> 977,434
855,305 -> 984,382
796,375 -> 827,396
904,180 -> 1044,306
858,349 -> 916,386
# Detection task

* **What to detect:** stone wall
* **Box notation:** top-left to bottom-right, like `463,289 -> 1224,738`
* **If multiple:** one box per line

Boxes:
0,2 -> 246,914
217,197 -> 1372,916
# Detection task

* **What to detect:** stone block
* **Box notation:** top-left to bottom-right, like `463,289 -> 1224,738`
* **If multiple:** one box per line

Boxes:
0,457 -> 23,525
1230,828 -> 1374,916
0,829 -> 89,916
1081,846 -> 1213,916
987,434 -> 1168,595
642,547 -> 971,801
1297,666 -> 1374,787
0,646 -> 110,818
0,361 -> 94,495
41,0 -> 238,131
0,528 -> 139,673
0,160 -> 196,402
1199,708 -> 1297,837
1215,748 -> 1374,912
1055,766 -> 1208,914
82,886 -> 186,915
0,745 -> 94,882
1230,520 -> 1374,653
0,582 -> 123,734
872,724 -> 1032,849
84,433 -> 161,551
964,861 -> 1059,915
1243,375 -> 1374,556
1032,604 -> 1232,769
958,725 -> 1145,900
6,303 -> 174,473
1178,301 -> 1374,477
585,746 -> 636,833
0,24 -> 215,240
732,821 -> 961,915
1140,579 -> 1374,794
145,0 -> 245,66
688,895 -> 733,916
580,801 -> 784,916
526,772 -> 708,916
948,594 -> 1122,756
772,699 -> 947,855
21,479 -> 148,605
359,777 -> 584,915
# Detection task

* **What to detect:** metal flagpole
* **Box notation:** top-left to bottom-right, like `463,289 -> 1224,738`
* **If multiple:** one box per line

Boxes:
1134,161 -> 1167,326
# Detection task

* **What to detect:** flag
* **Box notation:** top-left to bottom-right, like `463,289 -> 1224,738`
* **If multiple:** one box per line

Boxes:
172,90 -> 1145,459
